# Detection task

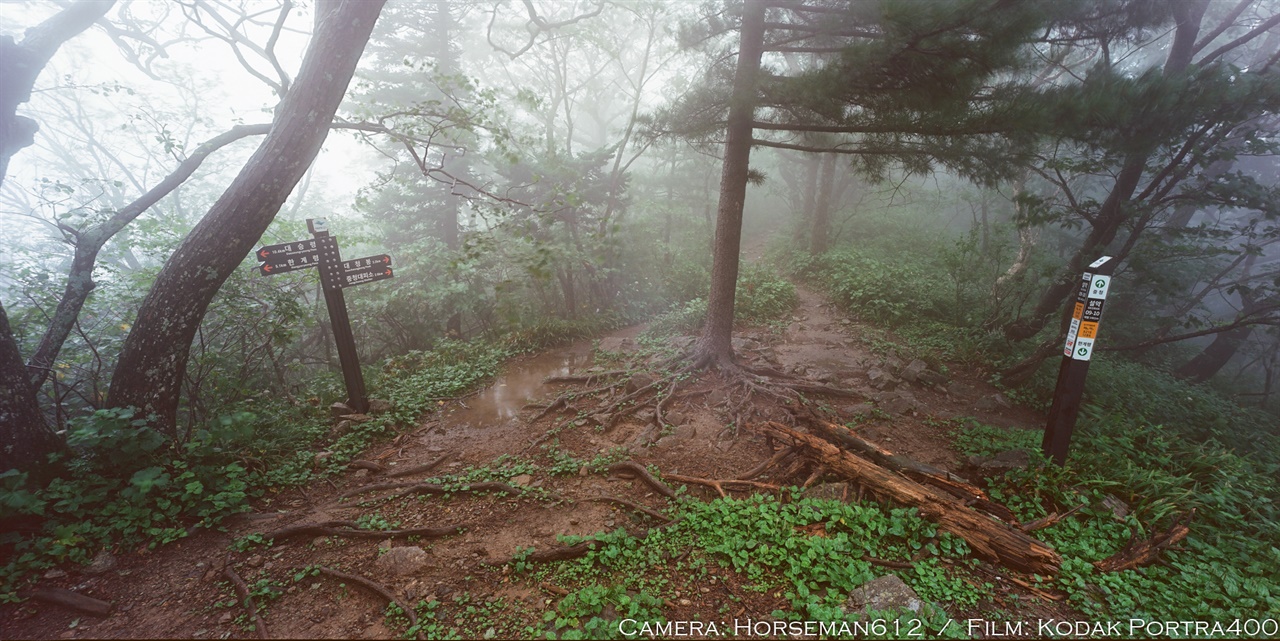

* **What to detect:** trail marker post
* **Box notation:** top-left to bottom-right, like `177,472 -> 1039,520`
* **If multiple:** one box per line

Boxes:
254,219 -> 394,414
1042,256 -> 1116,465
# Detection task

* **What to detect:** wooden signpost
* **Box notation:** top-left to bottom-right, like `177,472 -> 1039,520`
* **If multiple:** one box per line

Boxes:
1042,256 -> 1115,465
255,218 -> 394,414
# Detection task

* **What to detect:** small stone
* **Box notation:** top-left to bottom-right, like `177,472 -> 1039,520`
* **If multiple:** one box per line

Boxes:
329,420 -> 354,439
85,551 -> 116,575
901,359 -> 928,383
975,393 -> 1013,411
918,369 -> 948,387
374,547 -> 429,577
44,568 -> 67,580
202,569 -> 219,582
218,613 -> 233,624
867,368 -> 898,391
312,536 -> 327,547
330,402 -> 355,418
313,451 -> 334,466
844,575 -> 929,615
699,587 -> 710,593
246,555 -> 264,568
625,373 -> 655,393
367,399 -> 394,415
664,411 -> 685,425
678,598 -> 692,607
946,381 -> 976,397
510,474 -> 533,486
841,403 -> 875,418
882,356 -> 905,374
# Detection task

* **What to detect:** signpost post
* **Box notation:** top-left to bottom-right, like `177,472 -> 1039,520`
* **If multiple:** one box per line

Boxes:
1042,256 -> 1116,465
255,219 -> 394,414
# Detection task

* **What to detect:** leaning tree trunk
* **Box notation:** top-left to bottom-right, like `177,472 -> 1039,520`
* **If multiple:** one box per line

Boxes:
1,301 -> 63,473
107,0 -> 386,433
692,0 -> 766,367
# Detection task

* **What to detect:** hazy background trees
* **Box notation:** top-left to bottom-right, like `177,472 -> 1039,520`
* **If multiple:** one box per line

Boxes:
2,0 -> 1277,468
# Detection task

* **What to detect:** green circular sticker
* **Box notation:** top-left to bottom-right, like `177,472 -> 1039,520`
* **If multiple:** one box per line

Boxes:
1077,347 -> 1088,356
1095,279 -> 1106,288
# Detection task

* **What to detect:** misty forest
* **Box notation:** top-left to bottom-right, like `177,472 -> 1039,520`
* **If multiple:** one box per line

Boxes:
2,0 -> 1279,638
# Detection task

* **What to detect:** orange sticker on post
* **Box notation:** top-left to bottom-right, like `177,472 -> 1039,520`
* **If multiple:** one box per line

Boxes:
1078,321 -> 1099,339
1072,302 -> 1085,320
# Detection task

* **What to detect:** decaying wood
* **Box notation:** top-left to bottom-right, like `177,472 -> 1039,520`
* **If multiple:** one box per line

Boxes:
1020,503 -> 1085,533
760,421 -> 1061,575
738,446 -> 795,480
804,419 -> 1016,523
586,496 -> 672,523
313,567 -> 422,640
262,520 -> 463,542
607,461 -> 676,498
30,588 -> 114,618
1094,510 -> 1194,572
222,560 -> 269,638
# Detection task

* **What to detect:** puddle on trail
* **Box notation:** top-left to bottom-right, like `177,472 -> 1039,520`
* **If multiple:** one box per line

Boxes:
445,341 -> 595,428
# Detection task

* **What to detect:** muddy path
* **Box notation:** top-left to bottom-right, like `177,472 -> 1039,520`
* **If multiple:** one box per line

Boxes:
4,274 -> 1052,640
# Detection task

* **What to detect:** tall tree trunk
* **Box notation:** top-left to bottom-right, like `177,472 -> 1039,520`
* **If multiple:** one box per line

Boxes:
793,153 -> 820,245
810,153 -> 837,255
107,0 -> 385,433
432,0 -> 465,338
692,0 -> 766,367
0,300 -> 63,472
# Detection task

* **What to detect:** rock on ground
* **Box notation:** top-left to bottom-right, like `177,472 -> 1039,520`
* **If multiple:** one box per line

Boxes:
844,575 -> 930,615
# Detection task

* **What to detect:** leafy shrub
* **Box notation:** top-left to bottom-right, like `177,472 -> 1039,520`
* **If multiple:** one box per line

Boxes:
1,408 -> 256,600
794,250 -> 949,327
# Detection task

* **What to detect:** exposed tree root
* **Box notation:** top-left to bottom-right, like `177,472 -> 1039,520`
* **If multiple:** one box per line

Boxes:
861,554 -> 915,570
365,481 -> 521,506
664,473 -> 781,498
1020,504 -> 1085,533
312,567 -> 422,640
529,397 -> 567,423
261,520 -> 463,542
348,460 -> 386,475
544,370 -> 628,385
383,453 -> 452,479
586,496 -> 672,523
606,461 -> 676,498
339,480 -> 423,499
1094,510 -> 1194,572
223,556 -> 270,639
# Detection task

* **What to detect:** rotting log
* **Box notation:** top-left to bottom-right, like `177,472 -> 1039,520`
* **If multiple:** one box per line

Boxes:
760,421 -> 1061,575
803,419 -> 1017,523
1094,510 -> 1194,572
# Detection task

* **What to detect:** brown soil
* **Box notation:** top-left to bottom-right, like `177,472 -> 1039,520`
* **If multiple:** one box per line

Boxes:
3,279 -> 1069,640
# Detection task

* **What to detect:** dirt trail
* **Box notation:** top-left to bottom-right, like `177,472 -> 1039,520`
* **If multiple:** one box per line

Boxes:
4,267 -> 1048,640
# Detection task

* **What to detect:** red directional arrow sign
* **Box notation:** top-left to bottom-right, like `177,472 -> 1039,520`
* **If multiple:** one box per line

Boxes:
257,239 -> 320,266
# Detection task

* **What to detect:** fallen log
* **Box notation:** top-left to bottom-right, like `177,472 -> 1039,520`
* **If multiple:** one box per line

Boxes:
759,421 -> 1061,575
803,419 -> 1017,524
1094,510 -> 1194,572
